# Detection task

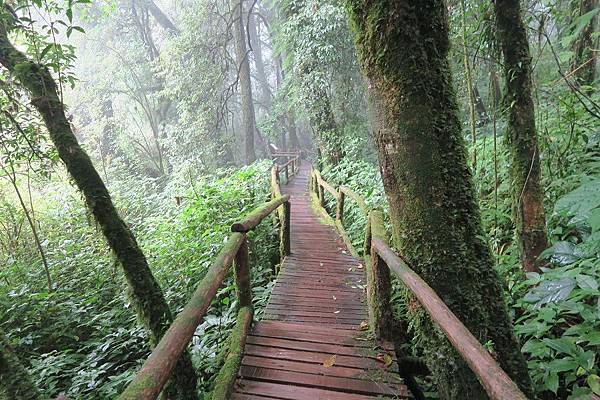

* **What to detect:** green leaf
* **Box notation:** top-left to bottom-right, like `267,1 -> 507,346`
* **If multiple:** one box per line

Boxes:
547,357 -> 579,373
587,374 -> 600,395
540,242 -> 581,265
523,277 -> 576,307
576,274 -> 598,291
546,372 -> 559,394
543,337 -> 577,356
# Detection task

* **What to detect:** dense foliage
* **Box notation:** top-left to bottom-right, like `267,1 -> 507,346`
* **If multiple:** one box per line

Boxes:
0,162 -> 278,398
0,0 -> 598,398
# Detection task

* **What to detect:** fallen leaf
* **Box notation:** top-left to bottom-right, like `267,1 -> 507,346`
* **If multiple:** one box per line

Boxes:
320,262 -> 324,267
357,264 -> 364,269
383,354 -> 393,367
323,355 -> 337,368
360,321 -> 369,331
334,310 -> 340,314
342,250 -> 347,254
376,353 -> 394,368
332,295 -> 337,300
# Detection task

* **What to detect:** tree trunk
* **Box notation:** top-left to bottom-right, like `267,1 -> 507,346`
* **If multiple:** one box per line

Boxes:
495,0 -> 548,273
308,89 -> 343,165
0,329 -> 42,400
570,0 -> 598,87
232,0 -> 257,164
277,54 -> 301,150
490,69 -> 502,110
472,86 -> 489,126
346,1 -> 533,398
0,16 -> 197,400
249,14 -> 273,113
145,0 -> 179,34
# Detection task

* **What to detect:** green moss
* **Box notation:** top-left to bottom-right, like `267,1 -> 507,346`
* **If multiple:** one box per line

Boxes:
0,329 -> 42,400
210,307 -> 253,400
345,1 -> 533,398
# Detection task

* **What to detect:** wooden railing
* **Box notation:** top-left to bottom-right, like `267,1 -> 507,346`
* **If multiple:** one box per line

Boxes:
271,150 -> 301,185
118,159 -> 299,400
309,166 -> 528,400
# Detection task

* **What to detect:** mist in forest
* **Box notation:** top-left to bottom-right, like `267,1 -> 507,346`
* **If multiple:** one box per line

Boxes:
0,0 -> 598,399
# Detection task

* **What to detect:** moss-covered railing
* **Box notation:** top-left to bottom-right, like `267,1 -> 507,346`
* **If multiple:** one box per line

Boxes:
118,159 -> 300,400
309,166 -> 528,400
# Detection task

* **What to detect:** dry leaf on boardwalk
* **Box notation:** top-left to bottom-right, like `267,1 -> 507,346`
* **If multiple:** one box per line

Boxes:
323,354 -> 337,368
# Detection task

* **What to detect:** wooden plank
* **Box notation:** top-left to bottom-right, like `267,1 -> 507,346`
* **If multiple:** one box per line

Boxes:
245,336 -> 387,358
243,344 -> 386,370
241,356 -> 400,382
234,380 -> 384,400
238,366 -> 406,396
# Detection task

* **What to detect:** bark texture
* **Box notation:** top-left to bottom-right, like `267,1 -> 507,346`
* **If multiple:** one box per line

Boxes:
232,0 -> 257,164
0,329 -> 42,400
346,1 -> 533,398
0,15 -> 197,400
495,0 -> 548,273
570,0 -> 598,87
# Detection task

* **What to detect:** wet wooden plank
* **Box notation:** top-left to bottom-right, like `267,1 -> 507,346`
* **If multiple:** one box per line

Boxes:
234,380 -> 396,399
238,366 -> 406,396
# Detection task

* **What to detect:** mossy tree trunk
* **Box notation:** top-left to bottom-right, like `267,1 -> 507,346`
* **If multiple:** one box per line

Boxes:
0,15 -> 197,400
570,0 -> 598,87
307,88 -> 343,165
345,1 -> 533,398
495,0 -> 548,273
232,0 -> 257,164
0,329 -> 42,400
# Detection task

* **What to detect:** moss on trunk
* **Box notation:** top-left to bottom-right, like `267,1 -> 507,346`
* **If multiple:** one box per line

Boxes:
0,329 -> 42,400
0,14 -> 197,399
345,1 -> 533,398
495,0 -> 548,273
570,0 -> 598,87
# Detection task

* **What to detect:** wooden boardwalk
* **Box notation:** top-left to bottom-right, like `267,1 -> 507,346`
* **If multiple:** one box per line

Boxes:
232,164 -> 409,399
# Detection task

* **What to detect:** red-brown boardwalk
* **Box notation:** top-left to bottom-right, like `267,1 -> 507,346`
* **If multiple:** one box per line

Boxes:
232,164 -> 409,399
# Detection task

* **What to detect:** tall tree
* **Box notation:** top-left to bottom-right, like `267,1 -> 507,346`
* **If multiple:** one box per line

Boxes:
232,0 -> 257,164
249,13 -> 273,113
0,11 -> 197,400
570,0 -> 598,87
495,0 -> 548,273
345,1 -> 533,398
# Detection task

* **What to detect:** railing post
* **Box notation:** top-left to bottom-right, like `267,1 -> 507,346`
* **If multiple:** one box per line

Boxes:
234,238 -> 252,308
336,190 -> 345,223
281,200 -> 291,257
364,217 -> 372,255
367,210 -> 393,341
318,182 -> 325,208
285,164 -> 289,182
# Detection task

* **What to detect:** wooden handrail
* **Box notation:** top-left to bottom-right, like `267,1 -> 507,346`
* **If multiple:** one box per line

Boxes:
313,169 -> 338,197
231,195 -> 290,232
308,165 -> 528,400
119,233 -> 245,400
120,169 -> 295,400
339,186 -> 368,214
371,237 -> 528,400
